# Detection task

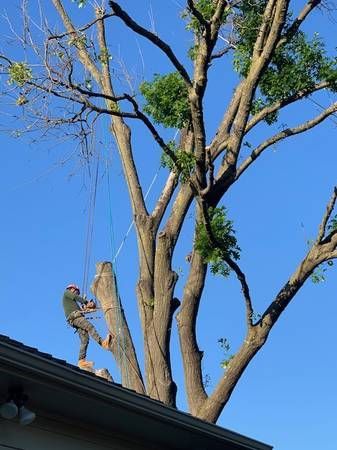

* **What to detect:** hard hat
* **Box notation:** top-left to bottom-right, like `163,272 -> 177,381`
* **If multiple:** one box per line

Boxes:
66,284 -> 80,293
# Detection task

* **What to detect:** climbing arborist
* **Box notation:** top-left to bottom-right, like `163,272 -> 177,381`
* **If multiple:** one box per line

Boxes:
62,283 -> 111,369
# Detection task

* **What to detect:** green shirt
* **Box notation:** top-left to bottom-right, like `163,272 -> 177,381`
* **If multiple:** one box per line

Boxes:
62,289 -> 87,318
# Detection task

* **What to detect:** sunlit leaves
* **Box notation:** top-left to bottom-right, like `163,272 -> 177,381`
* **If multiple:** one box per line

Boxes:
8,62 -> 32,87
195,207 -> 240,276
182,0 -> 229,35
161,141 -> 196,183
233,0 -> 337,123
140,72 -> 190,128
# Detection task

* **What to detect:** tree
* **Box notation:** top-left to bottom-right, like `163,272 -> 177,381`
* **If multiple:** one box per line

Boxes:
1,0 -> 337,424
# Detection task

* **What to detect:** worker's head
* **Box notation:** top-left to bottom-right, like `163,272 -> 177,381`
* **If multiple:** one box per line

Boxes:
66,283 -> 80,295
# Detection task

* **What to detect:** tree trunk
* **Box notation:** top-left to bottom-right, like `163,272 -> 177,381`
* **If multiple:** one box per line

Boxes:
91,261 -> 145,394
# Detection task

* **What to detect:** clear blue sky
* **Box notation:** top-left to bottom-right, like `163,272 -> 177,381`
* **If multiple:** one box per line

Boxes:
1,1 -> 337,449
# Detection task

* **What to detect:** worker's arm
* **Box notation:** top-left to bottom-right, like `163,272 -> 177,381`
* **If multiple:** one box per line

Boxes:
64,289 -> 87,305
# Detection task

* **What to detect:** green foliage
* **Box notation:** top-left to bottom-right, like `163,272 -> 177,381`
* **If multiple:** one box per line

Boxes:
311,260 -> 334,283
195,206 -> 240,276
251,98 -> 278,125
311,265 -> 326,283
182,0 -> 229,34
161,141 -> 196,183
68,34 -> 87,48
233,0 -> 337,124
218,338 -> 234,369
8,62 -> 32,87
307,238 -> 334,283
140,72 -> 190,128
182,0 -> 230,59
16,95 -> 29,106
98,49 -> 112,65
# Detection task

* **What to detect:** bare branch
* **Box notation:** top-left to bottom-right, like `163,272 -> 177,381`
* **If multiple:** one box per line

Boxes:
210,44 -> 235,60
222,256 -> 254,328
317,186 -> 337,242
47,13 -> 114,41
245,81 -> 331,133
52,0 -> 102,85
152,172 -> 179,229
236,101 -> 337,179
108,1 -> 191,85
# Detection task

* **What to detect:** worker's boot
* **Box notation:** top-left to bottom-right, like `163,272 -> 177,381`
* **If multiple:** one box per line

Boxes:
101,333 -> 112,350
78,359 -> 94,369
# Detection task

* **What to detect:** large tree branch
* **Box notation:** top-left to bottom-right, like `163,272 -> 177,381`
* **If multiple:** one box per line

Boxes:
108,1 -> 191,85
277,0 -> 322,48
188,0 -> 228,188
151,172 -> 179,229
245,81 -> 330,133
197,186 -> 337,422
236,101 -> 337,179
224,0 -> 290,167
222,257 -> 254,328
208,0 -> 322,161
317,187 -> 337,242
177,250 -> 208,415
52,0 -> 102,85
92,7 -> 148,218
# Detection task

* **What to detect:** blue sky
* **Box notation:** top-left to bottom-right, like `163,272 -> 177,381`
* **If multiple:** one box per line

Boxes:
1,1 -> 337,449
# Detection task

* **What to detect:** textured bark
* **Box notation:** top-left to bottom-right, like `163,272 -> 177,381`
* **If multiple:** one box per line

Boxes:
177,251 -> 208,415
10,0 -> 337,426
91,262 -> 145,394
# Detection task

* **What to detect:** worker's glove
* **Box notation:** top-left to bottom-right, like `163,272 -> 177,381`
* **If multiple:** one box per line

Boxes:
86,300 -> 97,309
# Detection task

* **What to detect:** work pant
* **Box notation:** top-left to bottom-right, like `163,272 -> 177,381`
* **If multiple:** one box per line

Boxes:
67,310 -> 102,360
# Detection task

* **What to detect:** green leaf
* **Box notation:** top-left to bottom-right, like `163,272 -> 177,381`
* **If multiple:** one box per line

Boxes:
8,62 -> 32,87
195,207 -> 240,276
233,1 -> 337,121
161,141 -> 196,183
140,72 -> 189,128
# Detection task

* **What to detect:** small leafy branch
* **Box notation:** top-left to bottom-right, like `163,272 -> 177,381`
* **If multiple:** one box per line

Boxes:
161,141 -> 196,183
140,72 -> 190,128
98,48 -> 112,65
195,206 -> 240,276
306,239 -> 334,283
68,33 -> 87,48
8,62 -> 32,87
311,260 -> 334,284
218,338 -> 234,369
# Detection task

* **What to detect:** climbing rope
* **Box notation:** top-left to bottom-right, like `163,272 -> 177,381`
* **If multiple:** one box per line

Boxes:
112,128 -> 179,263
82,151 -> 100,298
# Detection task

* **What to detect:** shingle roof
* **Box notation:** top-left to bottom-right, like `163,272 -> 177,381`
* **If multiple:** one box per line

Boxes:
0,333 -> 272,450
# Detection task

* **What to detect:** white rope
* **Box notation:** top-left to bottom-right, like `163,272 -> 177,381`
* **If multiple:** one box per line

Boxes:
112,128 -> 179,263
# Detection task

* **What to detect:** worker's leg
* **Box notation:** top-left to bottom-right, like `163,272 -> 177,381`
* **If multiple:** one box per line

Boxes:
77,328 -> 89,360
70,315 -> 103,346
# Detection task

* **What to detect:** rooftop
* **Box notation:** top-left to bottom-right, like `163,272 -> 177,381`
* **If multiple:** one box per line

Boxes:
0,333 -> 272,450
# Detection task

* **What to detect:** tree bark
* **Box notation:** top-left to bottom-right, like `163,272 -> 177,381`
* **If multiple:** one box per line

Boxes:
91,261 -> 145,394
